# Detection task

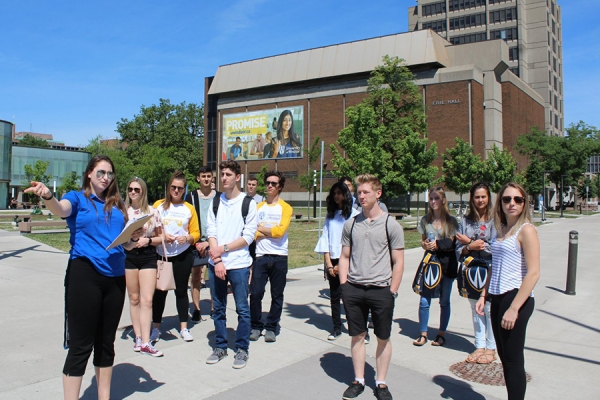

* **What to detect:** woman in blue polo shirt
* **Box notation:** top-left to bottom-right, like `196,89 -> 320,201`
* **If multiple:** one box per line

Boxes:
25,155 -> 142,400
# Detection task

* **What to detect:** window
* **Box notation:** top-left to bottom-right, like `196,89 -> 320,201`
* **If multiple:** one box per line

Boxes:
508,47 -> 519,61
552,38 -> 556,53
489,7 -> 517,24
553,57 -> 557,72
555,114 -> 559,129
449,12 -> 486,30
509,67 -> 519,77
449,0 -> 486,12
422,1 -> 446,16
554,76 -> 558,91
490,27 -> 518,41
449,32 -> 487,44
554,94 -> 558,109
423,19 -> 447,33
489,0 -> 512,3
548,70 -> 552,85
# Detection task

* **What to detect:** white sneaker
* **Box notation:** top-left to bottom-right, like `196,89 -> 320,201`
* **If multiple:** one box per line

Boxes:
150,328 -> 161,343
133,336 -> 142,352
180,328 -> 194,342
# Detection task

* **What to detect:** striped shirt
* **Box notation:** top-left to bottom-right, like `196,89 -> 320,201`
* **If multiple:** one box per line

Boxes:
489,223 -> 534,296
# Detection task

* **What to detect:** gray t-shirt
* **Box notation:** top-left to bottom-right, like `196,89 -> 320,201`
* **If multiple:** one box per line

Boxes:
199,193 -> 216,240
341,213 -> 405,287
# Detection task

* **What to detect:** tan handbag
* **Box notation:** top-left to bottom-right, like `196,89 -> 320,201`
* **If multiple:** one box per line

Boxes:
156,236 -> 176,291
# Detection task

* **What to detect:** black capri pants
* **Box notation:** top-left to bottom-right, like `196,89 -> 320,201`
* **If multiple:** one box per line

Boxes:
152,246 -> 194,324
63,258 -> 126,376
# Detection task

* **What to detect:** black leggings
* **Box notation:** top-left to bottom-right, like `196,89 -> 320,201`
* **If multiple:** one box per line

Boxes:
152,247 -> 194,324
63,258 -> 126,376
326,259 -> 342,331
490,288 -> 535,400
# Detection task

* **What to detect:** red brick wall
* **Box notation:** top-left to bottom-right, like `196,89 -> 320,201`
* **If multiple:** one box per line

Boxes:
501,82 -> 545,171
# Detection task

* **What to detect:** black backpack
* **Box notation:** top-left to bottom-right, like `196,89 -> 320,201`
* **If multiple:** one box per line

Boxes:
212,194 -> 253,225
412,251 -> 443,297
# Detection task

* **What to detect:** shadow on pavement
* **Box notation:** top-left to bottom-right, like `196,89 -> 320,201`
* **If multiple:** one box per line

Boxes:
319,352 -> 376,387
80,363 -> 164,399
284,301 -> 333,332
0,244 -> 40,261
395,318 -> 474,353
432,375 -> 487,400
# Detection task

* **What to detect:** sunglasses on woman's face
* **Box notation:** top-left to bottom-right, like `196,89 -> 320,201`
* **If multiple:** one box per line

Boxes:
127,187 -> 141,194
95,170 -> 115,180
170,185 -> 185,192
501,196 -> 525,205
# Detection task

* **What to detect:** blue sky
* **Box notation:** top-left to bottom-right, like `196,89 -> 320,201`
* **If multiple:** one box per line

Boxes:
0,0 -> 597,147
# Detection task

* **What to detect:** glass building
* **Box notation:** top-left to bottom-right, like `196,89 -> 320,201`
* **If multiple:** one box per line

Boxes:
1,120 -> 13,209
10,145 -> 91,201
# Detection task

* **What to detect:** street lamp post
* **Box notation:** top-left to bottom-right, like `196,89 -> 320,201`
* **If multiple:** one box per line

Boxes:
560,175 -> 568,218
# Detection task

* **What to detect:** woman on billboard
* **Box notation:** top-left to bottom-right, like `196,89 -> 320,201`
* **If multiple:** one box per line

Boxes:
273,109 -> 301,158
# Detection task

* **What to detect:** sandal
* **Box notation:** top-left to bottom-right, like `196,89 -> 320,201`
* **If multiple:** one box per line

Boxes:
476,349 -> 497,364
413,334 -> 428,346
465,348 -> 485,363
431,334 -> 446,347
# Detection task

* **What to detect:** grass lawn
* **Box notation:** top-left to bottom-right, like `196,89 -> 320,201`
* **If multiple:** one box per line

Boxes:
14,217 -> 424,269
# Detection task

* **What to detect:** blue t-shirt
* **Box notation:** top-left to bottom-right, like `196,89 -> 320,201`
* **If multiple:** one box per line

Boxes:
63,190 -> 126,277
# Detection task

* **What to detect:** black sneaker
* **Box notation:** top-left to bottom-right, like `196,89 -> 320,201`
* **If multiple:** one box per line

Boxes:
327,330 -> 342,340
192,310 -> 201,322
342,381 -> 365,399
374,384 -> 392,400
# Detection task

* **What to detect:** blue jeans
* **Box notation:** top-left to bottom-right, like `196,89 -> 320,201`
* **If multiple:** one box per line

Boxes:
419,275 -> 454,333
249,255 -> 288,332
208,265 -> 251,352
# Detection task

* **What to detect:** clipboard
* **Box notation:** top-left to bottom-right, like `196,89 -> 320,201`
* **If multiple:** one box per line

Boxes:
106,214 -> 153,251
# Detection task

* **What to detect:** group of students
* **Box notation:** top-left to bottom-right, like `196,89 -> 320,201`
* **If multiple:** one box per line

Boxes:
315,179 -> 540,400
25,156 -> 294,400
25,155 -> 539,400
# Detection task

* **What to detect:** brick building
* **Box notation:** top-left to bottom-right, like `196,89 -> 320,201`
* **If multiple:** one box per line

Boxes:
204,30 -> 544,202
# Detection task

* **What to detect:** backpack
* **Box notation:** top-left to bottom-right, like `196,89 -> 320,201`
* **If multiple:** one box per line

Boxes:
187,190 -> 221,240
457,256 -> 490,299
349,214 -> 393,269
412,252 -> 443,297
212,194 -> 253,225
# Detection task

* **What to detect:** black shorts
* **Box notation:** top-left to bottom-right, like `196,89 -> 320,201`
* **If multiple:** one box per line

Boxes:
341,282 -> 395,340
125,247 -> 157,270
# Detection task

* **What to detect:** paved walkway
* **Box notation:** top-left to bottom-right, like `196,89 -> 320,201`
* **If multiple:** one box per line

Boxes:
0,215 -> 599,399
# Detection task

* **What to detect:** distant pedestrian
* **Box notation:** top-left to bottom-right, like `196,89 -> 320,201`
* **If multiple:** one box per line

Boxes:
314,182 -> 358,341
477,182 -> 540,400
246,177 -> 263,203
338,174 -> 404,400
24,155 -> 143,400
413,187 -> 459,347
250,171 -> 293,343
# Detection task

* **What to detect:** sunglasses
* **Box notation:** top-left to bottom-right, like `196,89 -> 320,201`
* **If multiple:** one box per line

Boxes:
265,181 -> 279,187
127,187 -> 141,194
96,170 -> 115,180
170,185 -> 185,192
501,196 -> 525,205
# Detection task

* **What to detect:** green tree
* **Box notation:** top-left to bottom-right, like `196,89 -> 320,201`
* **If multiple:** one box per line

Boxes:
116,99 -> 204,200
331,56 -> 435,197
482,145 -> 518,193
522,156 -> 545,200
252,165 -> 269,197
442,138 -> 484,205
576,176 -> 599,202
517,125 -> 599,207
57,171 -> 81,198
19,134 -> 50,148
22,160 -> 51,204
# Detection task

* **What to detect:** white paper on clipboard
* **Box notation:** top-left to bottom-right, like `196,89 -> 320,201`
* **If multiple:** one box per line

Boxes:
106,214 -> 152,251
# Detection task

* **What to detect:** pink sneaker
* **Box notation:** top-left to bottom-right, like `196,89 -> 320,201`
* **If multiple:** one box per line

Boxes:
140,343 -> 164,357
133,337 -> 142,352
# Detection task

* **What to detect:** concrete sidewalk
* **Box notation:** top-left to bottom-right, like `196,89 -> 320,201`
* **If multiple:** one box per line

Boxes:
0,214 -> 599,399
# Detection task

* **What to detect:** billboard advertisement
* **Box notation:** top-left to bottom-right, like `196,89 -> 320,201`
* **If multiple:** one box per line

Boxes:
222,106 -> 304,160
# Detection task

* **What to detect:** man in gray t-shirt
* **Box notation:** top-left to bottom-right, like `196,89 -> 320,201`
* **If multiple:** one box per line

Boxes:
338,174 -> 405,400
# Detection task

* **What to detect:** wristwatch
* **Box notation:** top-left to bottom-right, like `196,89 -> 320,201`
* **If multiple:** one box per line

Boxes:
224,244 -> 229,253
391,291 -> 398,299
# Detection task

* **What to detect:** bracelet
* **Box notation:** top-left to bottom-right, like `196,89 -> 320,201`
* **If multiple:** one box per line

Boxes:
146,237 -> 152,247
42,192 -> 54,201
131,238 -> 139,242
